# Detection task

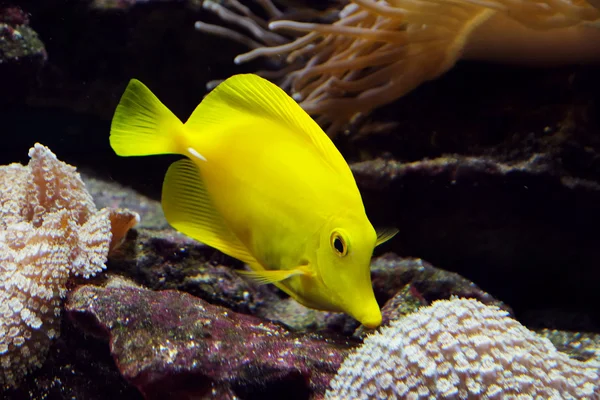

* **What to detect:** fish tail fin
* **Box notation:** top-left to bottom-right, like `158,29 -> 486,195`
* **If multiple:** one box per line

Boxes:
110,79 -> 185,157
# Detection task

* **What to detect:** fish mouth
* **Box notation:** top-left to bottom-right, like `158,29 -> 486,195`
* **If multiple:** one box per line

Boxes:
348,299 -> 382,328
331,285 -> 381,328
320,277 -> 382,328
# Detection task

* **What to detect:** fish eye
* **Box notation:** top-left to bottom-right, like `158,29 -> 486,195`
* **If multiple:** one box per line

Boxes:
330,232 -> 347,257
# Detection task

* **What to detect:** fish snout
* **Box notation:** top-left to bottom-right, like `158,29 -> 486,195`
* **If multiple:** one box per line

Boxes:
348,296 -> 382,329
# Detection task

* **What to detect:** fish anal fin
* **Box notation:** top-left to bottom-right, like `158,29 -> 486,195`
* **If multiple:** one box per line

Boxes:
376,227 -> 399,246
162,158 -> 257,266
238,265 -> 311,285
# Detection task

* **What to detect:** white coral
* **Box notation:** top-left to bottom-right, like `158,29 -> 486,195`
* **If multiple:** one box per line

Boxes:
0,143 -> 138,388
326,298 -> 600,399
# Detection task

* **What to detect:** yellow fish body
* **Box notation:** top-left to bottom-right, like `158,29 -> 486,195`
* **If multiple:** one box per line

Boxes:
109,74 -> 396,328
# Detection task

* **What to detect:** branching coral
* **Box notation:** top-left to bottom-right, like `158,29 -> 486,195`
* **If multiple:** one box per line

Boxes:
325,298 -> 600,399
0,143 -> 139,388
197,0 -> 600,135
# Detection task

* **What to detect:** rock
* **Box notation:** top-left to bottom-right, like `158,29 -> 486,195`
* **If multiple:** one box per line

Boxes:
352,253 -> 510,339
65,277 -> 353,399
1,313 -> 142,400
353,155 -> 600,332
370,253 -> 508,309
537,328 -> 600,363
0,6 -> 47,104
2,170 -> 596,398
340,64 -> 600,169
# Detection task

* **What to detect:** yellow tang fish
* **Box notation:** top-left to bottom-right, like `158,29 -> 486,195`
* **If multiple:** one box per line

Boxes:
109,74 -> 397,328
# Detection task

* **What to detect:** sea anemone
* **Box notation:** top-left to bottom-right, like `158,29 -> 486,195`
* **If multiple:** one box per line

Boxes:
197,0 -> 600,135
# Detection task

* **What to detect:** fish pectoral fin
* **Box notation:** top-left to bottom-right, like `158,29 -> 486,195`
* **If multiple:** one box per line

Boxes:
162,158 -> 259,266
375,227 -> 399,246
237,265 -> 311,285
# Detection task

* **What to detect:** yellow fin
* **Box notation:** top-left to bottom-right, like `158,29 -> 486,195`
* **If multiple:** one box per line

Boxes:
185,74 -> 356,184
110,79 -> 184,157
376,228 -> 399,246
237,266 -> 311,285
162,158 -> 258,266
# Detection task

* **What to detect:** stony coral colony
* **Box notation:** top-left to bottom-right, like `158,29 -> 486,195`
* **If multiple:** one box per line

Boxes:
325,299 -> 600,399
0,144 -> 138,388
197,0 -> 600,135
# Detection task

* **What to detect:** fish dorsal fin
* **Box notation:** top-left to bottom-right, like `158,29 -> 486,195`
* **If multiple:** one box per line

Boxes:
185,74 -> 355,184
162,158 -> 258,266
375,228 -> 399,246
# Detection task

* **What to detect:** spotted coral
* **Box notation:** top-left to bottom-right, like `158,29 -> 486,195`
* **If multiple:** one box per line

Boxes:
0,143 -> 139,388
197,0 -> 600,135
325,298 -> 600,399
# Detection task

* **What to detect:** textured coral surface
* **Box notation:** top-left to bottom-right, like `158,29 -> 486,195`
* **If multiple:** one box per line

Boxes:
0,144 -> 138,388
327,298 -> 600,399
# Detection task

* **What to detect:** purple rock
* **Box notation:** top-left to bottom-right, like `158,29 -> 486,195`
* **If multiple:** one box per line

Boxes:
65,279 -> 353,399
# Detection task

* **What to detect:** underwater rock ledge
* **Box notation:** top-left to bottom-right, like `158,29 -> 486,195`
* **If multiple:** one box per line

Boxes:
2,166 -> 599,399
353,154 -> 600,332
66,277 -> 352,400
65,277 -> 600,400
